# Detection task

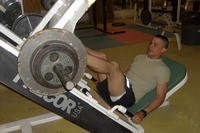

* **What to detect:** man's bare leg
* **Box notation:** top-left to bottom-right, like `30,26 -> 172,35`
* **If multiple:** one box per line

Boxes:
86,48 -> 108,82
87,51 -> 126,96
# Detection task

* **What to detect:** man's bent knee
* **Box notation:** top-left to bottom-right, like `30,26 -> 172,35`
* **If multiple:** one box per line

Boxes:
99,52 -> 107,60
110,61 -> 121,72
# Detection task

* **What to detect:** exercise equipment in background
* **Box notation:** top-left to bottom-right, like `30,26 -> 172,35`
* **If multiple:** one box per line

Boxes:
0,0 -> 22,27
140,9 -> 151,25
181,11 -> 200,45
140,0 -> 181,25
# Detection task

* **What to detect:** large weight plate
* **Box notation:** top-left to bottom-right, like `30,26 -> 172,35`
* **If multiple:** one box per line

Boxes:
4,1 -> 22,26
12,13 -> 43,38
18,29 -> 87,95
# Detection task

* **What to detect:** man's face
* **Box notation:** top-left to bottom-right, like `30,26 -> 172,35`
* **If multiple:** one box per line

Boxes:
147,37 -> 167,59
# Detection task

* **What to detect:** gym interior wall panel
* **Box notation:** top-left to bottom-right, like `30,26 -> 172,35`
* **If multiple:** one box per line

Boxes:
23,0 -> 42,13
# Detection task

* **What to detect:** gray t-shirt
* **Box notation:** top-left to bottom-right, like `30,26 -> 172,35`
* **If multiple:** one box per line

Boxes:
126,54 -> 170,102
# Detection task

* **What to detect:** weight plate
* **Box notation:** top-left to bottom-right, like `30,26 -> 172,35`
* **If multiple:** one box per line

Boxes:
0,10 -> 6,24
41,0 -> 57,11
4,1 -> 22,26
0,0 -> 17,8
140,9 -> 151,25
18,29 -> 87,95
12,13 -> 43,38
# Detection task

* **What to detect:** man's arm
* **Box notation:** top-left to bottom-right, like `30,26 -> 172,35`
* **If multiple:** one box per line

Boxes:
132,82 -> 168,123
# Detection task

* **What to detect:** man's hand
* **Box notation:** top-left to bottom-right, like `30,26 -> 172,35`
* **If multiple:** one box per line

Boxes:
131,83 -> 168,123
131,111 -> 146,123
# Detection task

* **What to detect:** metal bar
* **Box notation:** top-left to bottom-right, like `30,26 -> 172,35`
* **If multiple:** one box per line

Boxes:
53,64 -> 74,91
0,23 -> 24,47
177,0 -> 181,23
31,0 -> 64,35
0,37 -> 19,57
53,0 -> 91,33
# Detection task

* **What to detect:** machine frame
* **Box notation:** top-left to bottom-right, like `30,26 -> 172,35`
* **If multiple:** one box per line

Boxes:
0,0 -> 144,132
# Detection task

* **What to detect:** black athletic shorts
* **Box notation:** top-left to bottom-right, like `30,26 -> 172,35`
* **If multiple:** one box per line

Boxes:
96,76 -> 135,108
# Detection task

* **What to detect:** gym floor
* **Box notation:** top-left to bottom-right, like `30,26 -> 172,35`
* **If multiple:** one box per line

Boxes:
0,21 -> 200,133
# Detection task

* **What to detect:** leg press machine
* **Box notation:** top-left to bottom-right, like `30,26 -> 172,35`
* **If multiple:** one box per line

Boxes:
0,0 -> 187,133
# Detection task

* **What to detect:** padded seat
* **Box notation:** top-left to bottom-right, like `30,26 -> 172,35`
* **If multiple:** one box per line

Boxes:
128,56 -> 187,114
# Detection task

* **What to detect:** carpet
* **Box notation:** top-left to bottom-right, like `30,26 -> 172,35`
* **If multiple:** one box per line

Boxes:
127,24 -> 175,38
107,26 -> 153,44
75,25 -> 154,49
75,28 -> 123,49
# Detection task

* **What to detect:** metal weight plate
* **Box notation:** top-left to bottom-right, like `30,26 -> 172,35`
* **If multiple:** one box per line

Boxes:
0,0 -> 17,8
4,1 -> 22,26
18,29 -> 87,95
0,10 -> 6,24
41,0 -> 57,11
140,9 -> 152,25
12,13 -> 43,38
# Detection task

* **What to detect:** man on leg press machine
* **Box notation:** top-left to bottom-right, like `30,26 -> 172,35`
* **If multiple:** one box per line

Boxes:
86,34 -> 170,123
0,0 -> 187,132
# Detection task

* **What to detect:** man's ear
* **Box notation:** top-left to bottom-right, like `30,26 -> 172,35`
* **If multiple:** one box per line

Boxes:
161,48 -> 167,54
